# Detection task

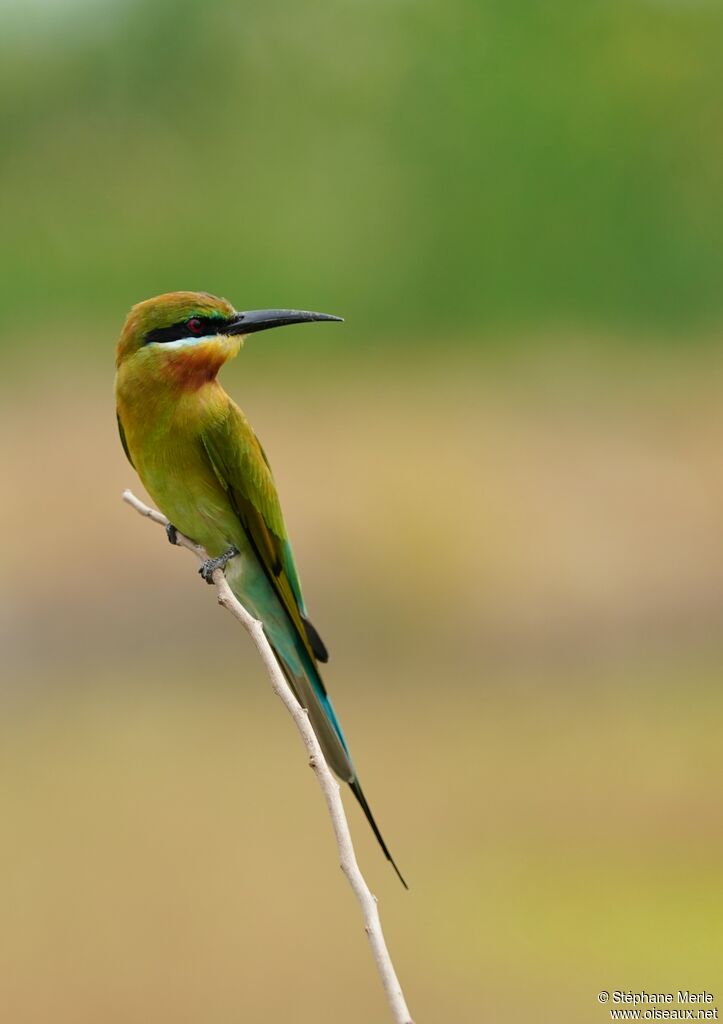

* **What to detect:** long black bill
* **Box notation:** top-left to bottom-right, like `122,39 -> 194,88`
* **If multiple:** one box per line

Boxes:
225,309 -> 343,336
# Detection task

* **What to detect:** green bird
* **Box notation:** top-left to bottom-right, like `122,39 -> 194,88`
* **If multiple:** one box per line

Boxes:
115,291 -> 406,886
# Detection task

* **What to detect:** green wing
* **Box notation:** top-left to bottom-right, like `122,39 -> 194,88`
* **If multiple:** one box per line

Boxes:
200,402 -> 327,662
117,413 -> 134,468
254,436 -> 307,617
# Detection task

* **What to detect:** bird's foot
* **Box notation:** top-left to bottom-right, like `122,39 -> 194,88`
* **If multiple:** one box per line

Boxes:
199,545 -> 239,585
165,523 -> 179,546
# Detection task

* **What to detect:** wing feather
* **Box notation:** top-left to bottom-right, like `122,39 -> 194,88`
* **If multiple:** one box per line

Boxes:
117,414 -> 134,468
200,404 -> 327,661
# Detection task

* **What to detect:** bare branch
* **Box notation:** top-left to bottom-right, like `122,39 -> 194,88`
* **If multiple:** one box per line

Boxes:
121,489 -> 414,1024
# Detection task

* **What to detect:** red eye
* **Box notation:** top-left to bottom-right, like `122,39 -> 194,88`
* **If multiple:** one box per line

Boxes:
186,317 -> 204,334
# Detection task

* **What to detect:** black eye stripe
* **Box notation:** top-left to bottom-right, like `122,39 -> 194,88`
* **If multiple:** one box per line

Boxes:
144,317 -> 228,345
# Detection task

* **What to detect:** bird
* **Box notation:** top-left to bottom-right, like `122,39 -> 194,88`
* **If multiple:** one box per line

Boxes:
115,291 -> 406,886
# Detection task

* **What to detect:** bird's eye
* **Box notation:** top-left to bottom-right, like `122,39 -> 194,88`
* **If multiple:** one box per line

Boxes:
186,317 -> 204,335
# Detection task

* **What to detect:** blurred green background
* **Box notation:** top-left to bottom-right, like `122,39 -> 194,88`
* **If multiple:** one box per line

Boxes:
2,1 -> 722,1021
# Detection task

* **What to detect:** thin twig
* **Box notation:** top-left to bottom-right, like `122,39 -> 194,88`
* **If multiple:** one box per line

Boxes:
122,488 -> 414,1024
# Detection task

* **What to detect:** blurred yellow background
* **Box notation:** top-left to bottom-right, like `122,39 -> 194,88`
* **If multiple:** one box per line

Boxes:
1,1 -> 722,1021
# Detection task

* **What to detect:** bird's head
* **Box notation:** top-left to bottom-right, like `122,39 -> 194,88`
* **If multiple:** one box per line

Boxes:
115,290 -> 342,386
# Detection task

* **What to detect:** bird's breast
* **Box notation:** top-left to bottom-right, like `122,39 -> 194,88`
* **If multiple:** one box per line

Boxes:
117,385 -> 242,556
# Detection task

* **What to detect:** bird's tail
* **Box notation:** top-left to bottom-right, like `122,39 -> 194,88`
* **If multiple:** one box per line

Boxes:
274,644 -> 407,888
349,778 -> 408,888
274,645 -> 354,781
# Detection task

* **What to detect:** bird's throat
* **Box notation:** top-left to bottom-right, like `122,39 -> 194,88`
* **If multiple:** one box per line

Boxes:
151,333 -> 242,390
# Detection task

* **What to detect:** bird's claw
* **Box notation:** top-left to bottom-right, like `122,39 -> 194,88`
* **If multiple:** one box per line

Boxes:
165,523 -> 179,546
199,561 -> 217,584
198,545 -> 239,585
